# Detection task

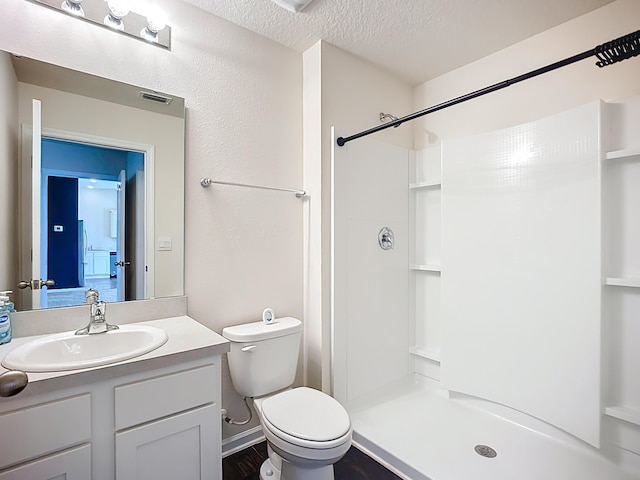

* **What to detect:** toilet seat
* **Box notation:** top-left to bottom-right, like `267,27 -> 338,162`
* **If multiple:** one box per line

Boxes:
258,387 -> 352,450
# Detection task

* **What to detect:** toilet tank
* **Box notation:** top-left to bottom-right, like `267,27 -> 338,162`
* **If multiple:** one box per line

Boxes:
222,317 -> 302,398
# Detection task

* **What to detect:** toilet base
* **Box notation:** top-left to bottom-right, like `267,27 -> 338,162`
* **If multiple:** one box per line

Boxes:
280,461 -> 334,480
260,458 -> 280,480
260,446 -> 336,480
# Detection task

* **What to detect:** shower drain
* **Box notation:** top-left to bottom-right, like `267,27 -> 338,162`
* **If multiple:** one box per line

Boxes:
474,445 -> 497,458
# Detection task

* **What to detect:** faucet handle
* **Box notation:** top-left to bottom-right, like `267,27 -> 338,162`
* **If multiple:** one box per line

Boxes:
85,289 -> 99,304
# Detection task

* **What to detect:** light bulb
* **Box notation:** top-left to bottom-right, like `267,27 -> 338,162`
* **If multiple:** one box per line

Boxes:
140,16 -> 166,43
60,0 -> 84,17
108,0 -> 129,18
104,0 -> 129,30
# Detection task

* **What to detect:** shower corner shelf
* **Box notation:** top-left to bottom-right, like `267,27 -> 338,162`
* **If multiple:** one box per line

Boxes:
409,346 -> 441,363
605,277 -> 640,288
409,180 -> 442,189
605,147 -> 640,160
604,406 -> 640,426
410,264 -> 442,272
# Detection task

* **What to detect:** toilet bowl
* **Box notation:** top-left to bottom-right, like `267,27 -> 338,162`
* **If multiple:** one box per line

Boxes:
254,387 -> 352,480
221,317 -> 352,480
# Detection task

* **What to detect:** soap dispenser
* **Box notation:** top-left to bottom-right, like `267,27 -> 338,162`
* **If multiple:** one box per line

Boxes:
0,291 -> 14,345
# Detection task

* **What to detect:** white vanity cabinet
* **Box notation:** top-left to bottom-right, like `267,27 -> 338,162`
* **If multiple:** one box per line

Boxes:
0,357 -> 223,480
114,364 -> 220,480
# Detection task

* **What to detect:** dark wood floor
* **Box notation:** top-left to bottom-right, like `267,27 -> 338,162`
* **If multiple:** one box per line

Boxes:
222,441 -> 402,480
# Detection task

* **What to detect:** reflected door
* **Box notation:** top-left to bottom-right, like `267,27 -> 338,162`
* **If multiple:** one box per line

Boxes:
18,99 -> 44,309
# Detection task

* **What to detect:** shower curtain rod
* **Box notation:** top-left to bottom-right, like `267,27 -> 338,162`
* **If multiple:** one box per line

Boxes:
336,29 -> 640,147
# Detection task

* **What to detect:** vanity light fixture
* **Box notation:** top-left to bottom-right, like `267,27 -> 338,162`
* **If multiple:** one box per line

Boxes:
29,0 -> 172,50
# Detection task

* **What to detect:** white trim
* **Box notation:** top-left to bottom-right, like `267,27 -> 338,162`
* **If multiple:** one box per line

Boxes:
32,101 -> 42,309
221,426 -> 265,458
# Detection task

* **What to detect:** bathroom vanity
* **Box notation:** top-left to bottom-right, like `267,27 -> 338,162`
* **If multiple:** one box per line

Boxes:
0,315 -> 229,480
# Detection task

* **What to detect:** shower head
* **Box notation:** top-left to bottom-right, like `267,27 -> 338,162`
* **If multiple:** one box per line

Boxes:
380,112 -> 401,128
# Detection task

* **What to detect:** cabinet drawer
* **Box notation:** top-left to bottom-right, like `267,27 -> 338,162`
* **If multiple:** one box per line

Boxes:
0,444 -> 91,480
0,394 -> 91,469
115,364 -> 217,430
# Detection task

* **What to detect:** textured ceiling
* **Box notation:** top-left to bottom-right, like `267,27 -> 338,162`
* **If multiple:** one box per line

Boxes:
182,0 -> 615,86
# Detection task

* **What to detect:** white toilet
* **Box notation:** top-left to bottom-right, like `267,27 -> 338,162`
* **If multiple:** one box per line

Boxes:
222,317 -> 352,480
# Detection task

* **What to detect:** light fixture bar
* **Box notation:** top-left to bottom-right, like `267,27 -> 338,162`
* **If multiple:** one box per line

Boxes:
29,0 -> 172,50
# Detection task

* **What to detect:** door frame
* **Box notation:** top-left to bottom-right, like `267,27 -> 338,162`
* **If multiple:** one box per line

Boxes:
19,126 -> 155,306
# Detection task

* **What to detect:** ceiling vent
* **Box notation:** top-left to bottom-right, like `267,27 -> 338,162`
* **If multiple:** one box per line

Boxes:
139,91 -> 173,105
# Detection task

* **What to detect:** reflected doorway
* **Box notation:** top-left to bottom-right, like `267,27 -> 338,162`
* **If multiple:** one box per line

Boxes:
40,138 -> 145,308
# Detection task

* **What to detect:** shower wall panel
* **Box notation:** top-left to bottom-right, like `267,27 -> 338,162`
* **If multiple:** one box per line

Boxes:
440,101 -> 602,447
332,133 -> 410,406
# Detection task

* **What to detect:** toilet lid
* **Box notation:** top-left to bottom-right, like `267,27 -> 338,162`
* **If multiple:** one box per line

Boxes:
261,387 -> 351,442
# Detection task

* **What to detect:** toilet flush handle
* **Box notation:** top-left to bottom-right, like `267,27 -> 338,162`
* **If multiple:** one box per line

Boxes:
241,345 -> 257,352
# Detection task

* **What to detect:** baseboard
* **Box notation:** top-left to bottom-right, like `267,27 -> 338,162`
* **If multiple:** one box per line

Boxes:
222,426 -> 265,458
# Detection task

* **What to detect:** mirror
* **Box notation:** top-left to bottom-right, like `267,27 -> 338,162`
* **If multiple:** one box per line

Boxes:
2,50 -> 185,310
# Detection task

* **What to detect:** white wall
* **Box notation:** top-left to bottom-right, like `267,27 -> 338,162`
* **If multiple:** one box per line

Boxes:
303,41 -> 413,391
412,0 -> 640,147
0,0 -> 302,440
78,186 -> 118,252
0,51 -> 18,293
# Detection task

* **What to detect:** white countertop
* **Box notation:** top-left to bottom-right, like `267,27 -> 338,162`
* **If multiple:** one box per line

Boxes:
0,316 -> 229,395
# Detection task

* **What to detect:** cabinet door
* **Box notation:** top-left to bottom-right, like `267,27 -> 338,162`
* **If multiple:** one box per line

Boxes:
93,252 -> 111,276
116,404 -> 219,480
0,444 -> 90,480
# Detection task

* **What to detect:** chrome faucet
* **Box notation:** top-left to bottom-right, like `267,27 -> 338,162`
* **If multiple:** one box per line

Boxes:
75,289 -> 119,335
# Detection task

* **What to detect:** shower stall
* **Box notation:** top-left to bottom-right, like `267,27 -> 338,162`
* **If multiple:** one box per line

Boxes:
330,97 -> 640,480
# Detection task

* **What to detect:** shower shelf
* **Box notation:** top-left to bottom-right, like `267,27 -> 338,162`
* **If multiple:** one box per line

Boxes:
410,264 -> 441,272
409,346 -> 441,363
604,406 -> 640,426
605,147 -> 640,160
410,180 -> 441,189
605,277 -> 640,288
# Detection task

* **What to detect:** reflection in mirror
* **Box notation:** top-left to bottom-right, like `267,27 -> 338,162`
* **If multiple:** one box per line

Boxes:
1,51 -> 185,311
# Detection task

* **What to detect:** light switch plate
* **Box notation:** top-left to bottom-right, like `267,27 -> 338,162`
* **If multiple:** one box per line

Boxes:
157,237 -> 172,251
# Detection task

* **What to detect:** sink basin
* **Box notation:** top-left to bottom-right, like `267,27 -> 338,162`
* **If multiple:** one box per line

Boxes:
1,325 -> 168,373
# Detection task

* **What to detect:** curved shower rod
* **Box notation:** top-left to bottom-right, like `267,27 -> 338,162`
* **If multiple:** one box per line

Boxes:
336,29 -> 640,147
